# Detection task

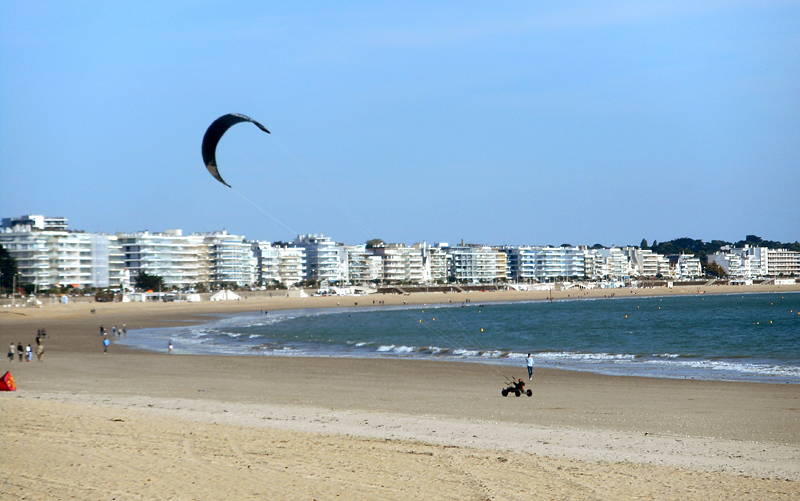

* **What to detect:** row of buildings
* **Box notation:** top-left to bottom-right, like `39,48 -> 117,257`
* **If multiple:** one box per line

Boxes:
2,215 -> 798,291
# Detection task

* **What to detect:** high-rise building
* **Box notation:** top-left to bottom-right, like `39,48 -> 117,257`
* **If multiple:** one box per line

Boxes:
294,234 -> 345,283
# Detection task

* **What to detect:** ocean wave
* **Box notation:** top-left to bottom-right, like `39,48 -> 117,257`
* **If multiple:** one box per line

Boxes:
376,344 -> 416,354
536,351 -> 637,362
642,358 -> 800,377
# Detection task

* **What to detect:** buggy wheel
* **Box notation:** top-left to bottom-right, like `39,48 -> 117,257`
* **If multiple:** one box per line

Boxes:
501,389 -> 508,397
514,390 -> 521,397
526,389 -> 532,397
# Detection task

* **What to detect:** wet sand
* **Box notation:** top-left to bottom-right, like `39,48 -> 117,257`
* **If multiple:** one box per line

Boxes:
1,286 -> 799,499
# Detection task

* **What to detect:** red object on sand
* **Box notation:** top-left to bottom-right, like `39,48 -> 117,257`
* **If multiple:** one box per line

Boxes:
0,371 -> 17,391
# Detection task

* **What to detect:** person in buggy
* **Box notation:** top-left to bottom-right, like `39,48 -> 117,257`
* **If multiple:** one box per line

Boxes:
502,378 -> 532,397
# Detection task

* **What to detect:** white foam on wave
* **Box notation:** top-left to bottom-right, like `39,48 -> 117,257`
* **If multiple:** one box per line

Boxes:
480,350 -> 504,358
537,351 -> 637,362
643,358 -> 800,378
376,344 -> 416,354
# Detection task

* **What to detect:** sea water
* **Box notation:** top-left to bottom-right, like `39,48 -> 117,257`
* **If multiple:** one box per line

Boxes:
118,292 -> 800,383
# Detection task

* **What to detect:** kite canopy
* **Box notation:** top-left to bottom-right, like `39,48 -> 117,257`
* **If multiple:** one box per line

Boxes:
202,113 -> 270,188
0,371 -> 16,391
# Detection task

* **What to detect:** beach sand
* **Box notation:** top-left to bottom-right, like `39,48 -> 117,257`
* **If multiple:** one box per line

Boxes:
1,286 -> 799,499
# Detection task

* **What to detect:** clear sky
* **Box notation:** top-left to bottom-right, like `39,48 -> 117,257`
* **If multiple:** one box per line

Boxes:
2,1 -> 798,247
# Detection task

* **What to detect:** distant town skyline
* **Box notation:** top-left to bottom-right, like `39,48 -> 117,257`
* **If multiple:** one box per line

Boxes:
5,212 -> 799,294
2,2 -> 798,245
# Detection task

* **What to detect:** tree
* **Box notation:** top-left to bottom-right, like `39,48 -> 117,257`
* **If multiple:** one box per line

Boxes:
135,272 -> 165,292
703,261 -> 727,278
0,245 -> 18,291
366,238 -> 386,248
640,239 -> 648,249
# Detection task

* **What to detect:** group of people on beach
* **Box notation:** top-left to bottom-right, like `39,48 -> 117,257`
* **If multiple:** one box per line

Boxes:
8,331 -> 45,363
100,325 -> 126,338
100,325 -> 126,354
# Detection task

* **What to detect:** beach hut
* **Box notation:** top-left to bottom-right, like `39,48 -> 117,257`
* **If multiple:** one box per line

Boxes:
210,290 -> 241,301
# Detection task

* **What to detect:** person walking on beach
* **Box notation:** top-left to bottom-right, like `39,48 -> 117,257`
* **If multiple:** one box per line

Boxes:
103,337 -> 110,354
168,340 -> 173,354
36,343 -> 44,362
17,343 -> 24,362
526,353 -> 534,381
8,344 -> 14,362
26,344 -> 32,362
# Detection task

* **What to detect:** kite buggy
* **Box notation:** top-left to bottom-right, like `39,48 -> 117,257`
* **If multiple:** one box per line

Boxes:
502,378 -> 532,397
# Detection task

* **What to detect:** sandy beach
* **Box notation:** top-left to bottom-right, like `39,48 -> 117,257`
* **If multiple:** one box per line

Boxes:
1,285 -> 799,500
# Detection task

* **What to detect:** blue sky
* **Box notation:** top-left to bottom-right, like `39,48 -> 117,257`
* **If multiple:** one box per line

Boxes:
2,1 -> 798,247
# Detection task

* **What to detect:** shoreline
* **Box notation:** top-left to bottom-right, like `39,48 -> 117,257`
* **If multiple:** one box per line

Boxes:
17,283 -> 796,385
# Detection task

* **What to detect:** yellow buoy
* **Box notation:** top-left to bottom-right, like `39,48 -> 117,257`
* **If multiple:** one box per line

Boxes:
480,328 -> 484,332
625,315 -> 628,318
419,319 -> 422,323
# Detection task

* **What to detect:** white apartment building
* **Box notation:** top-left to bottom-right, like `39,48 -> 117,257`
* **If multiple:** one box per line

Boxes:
369,244 -> 423,283
590,248 -> 630,280
675,254 -> 703,279
2,215 -> 68,232
413,242 -> 449,284
448,245 -> 498,283
253,242 -> 307,286
494,249 -> 508,282
273,244 -> 307,285
625,248 -> 658,277
1,223 -> 121,289
119,230 -> 205,288
203,231 -> 257,286
505,246 -> 587,282
345,245 -> 370,284
766,248 -> 800,276
366,255 -> 384,283
708,249 -> 751,278
709,245 -> 799,278
294,234 -> 345,283
253,242 -> 280,284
